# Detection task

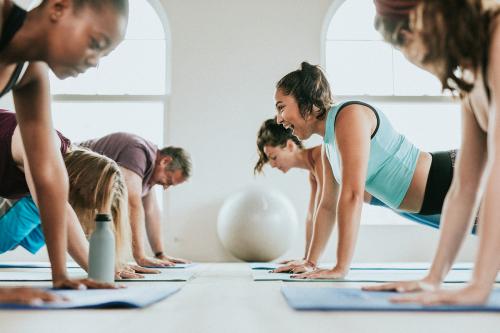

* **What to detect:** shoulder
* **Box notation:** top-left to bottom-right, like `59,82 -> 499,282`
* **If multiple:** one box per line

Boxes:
14,62 -> 48,90
334,102 -> 377,135
115,132 -> 154,148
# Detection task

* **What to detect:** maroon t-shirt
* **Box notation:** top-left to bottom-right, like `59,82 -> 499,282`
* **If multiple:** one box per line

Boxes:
78,132 -> 158,197
0,110 -> 71,199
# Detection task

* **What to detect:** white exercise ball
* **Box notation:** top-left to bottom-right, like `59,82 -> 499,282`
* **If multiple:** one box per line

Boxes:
217,187 -> 298,262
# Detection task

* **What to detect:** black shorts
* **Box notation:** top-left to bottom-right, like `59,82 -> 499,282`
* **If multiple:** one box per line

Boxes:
419,150 -> 457,215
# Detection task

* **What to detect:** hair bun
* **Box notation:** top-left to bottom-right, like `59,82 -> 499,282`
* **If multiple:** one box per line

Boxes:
300,61 -> 316,72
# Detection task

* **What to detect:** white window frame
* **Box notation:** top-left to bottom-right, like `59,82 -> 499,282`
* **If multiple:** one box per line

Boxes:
51,0 -> 173,215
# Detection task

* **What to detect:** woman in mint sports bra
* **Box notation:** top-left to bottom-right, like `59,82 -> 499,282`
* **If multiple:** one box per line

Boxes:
272,62 -> 469,279
254,118 -> 465,274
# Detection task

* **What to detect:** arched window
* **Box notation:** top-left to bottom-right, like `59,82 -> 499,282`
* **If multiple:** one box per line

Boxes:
324,0 -> 460,225
51,0 -> 168,208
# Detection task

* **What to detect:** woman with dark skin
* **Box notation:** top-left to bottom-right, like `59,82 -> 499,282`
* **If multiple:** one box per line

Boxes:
0,0 -> 128,304
364,0 -> 500,305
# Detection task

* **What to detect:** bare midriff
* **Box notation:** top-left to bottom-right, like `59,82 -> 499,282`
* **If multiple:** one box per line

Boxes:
398,151 -> 432,213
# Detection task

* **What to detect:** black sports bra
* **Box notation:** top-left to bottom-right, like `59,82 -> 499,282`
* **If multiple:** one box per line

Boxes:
0,4 -> 27,97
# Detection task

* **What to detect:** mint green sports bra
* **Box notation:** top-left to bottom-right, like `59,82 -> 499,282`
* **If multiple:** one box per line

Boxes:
323,101 -> 420,209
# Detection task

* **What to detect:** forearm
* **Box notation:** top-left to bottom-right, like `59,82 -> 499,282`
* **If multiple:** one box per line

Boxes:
305,209 -> 336,265
335,194 -> 363,272
66,205 -> 89,271
304,218 -> 313,258
130,204 -> 147,259
33,168 -> 69,280
470,165 -> 500,287
428,185 -> 480,282
145,209 -> 164,254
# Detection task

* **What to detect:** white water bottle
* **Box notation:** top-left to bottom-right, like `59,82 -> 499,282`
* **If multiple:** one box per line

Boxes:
88,214 -> 115,283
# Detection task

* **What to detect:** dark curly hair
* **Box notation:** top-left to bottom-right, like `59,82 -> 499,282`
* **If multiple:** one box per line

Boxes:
254,118 -> 303,174
276,62 -> 334,120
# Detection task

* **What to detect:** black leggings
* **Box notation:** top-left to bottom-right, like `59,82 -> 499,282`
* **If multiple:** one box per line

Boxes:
419,150 -> 457,215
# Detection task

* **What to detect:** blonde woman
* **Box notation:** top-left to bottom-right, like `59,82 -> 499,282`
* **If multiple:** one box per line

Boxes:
0,109 -> 155,280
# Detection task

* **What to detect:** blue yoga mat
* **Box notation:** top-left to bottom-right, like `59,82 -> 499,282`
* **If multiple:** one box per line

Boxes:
0,285 -> 180,310
0,262 -> 80,269
281,286 -> 500,312
0,269 -> 194,282
252,269 -> 480,283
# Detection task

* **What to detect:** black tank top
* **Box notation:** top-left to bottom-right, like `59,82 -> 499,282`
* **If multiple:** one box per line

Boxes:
0,4 -> 27,97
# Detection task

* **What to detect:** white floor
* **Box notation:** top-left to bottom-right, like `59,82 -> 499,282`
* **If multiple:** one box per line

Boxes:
0,263 -> 499,333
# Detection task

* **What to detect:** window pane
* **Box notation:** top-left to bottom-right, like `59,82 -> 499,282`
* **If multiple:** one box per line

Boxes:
96,40 -> 166,95
52,101 -> 165,210
126,0 -> 165,40
51,101 -> 164,145
50,68 -> 99,95
393,50 -> 443,96
327,0 -> 381,41
49,1 -> 166,95
325,0 -> 449,97
326,41 -> 393,95
374,101 -> 461,152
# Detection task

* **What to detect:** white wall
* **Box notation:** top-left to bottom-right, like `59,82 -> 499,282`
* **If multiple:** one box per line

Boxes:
159,0 -> 477,263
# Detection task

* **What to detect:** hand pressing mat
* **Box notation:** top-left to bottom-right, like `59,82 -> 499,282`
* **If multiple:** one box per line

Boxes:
0,285 -> 180,310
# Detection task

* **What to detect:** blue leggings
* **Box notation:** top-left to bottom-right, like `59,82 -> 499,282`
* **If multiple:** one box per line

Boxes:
370,196 -> 476,234
0,196 -> 44,254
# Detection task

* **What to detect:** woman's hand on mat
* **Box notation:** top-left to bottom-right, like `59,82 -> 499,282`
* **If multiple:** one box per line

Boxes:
291,267 -> 347,280
389,283 -> 491,306
116,264 -> 161,279
53,277 -> 124,290
135,256 -> 176,268
0,287 -> 65,305
272,260 -> 315,274
156,254 -> 191,264
362,276 -> 440,293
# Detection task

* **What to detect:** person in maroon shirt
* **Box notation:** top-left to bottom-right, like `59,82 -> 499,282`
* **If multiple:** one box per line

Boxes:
79,132 -> 193,268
